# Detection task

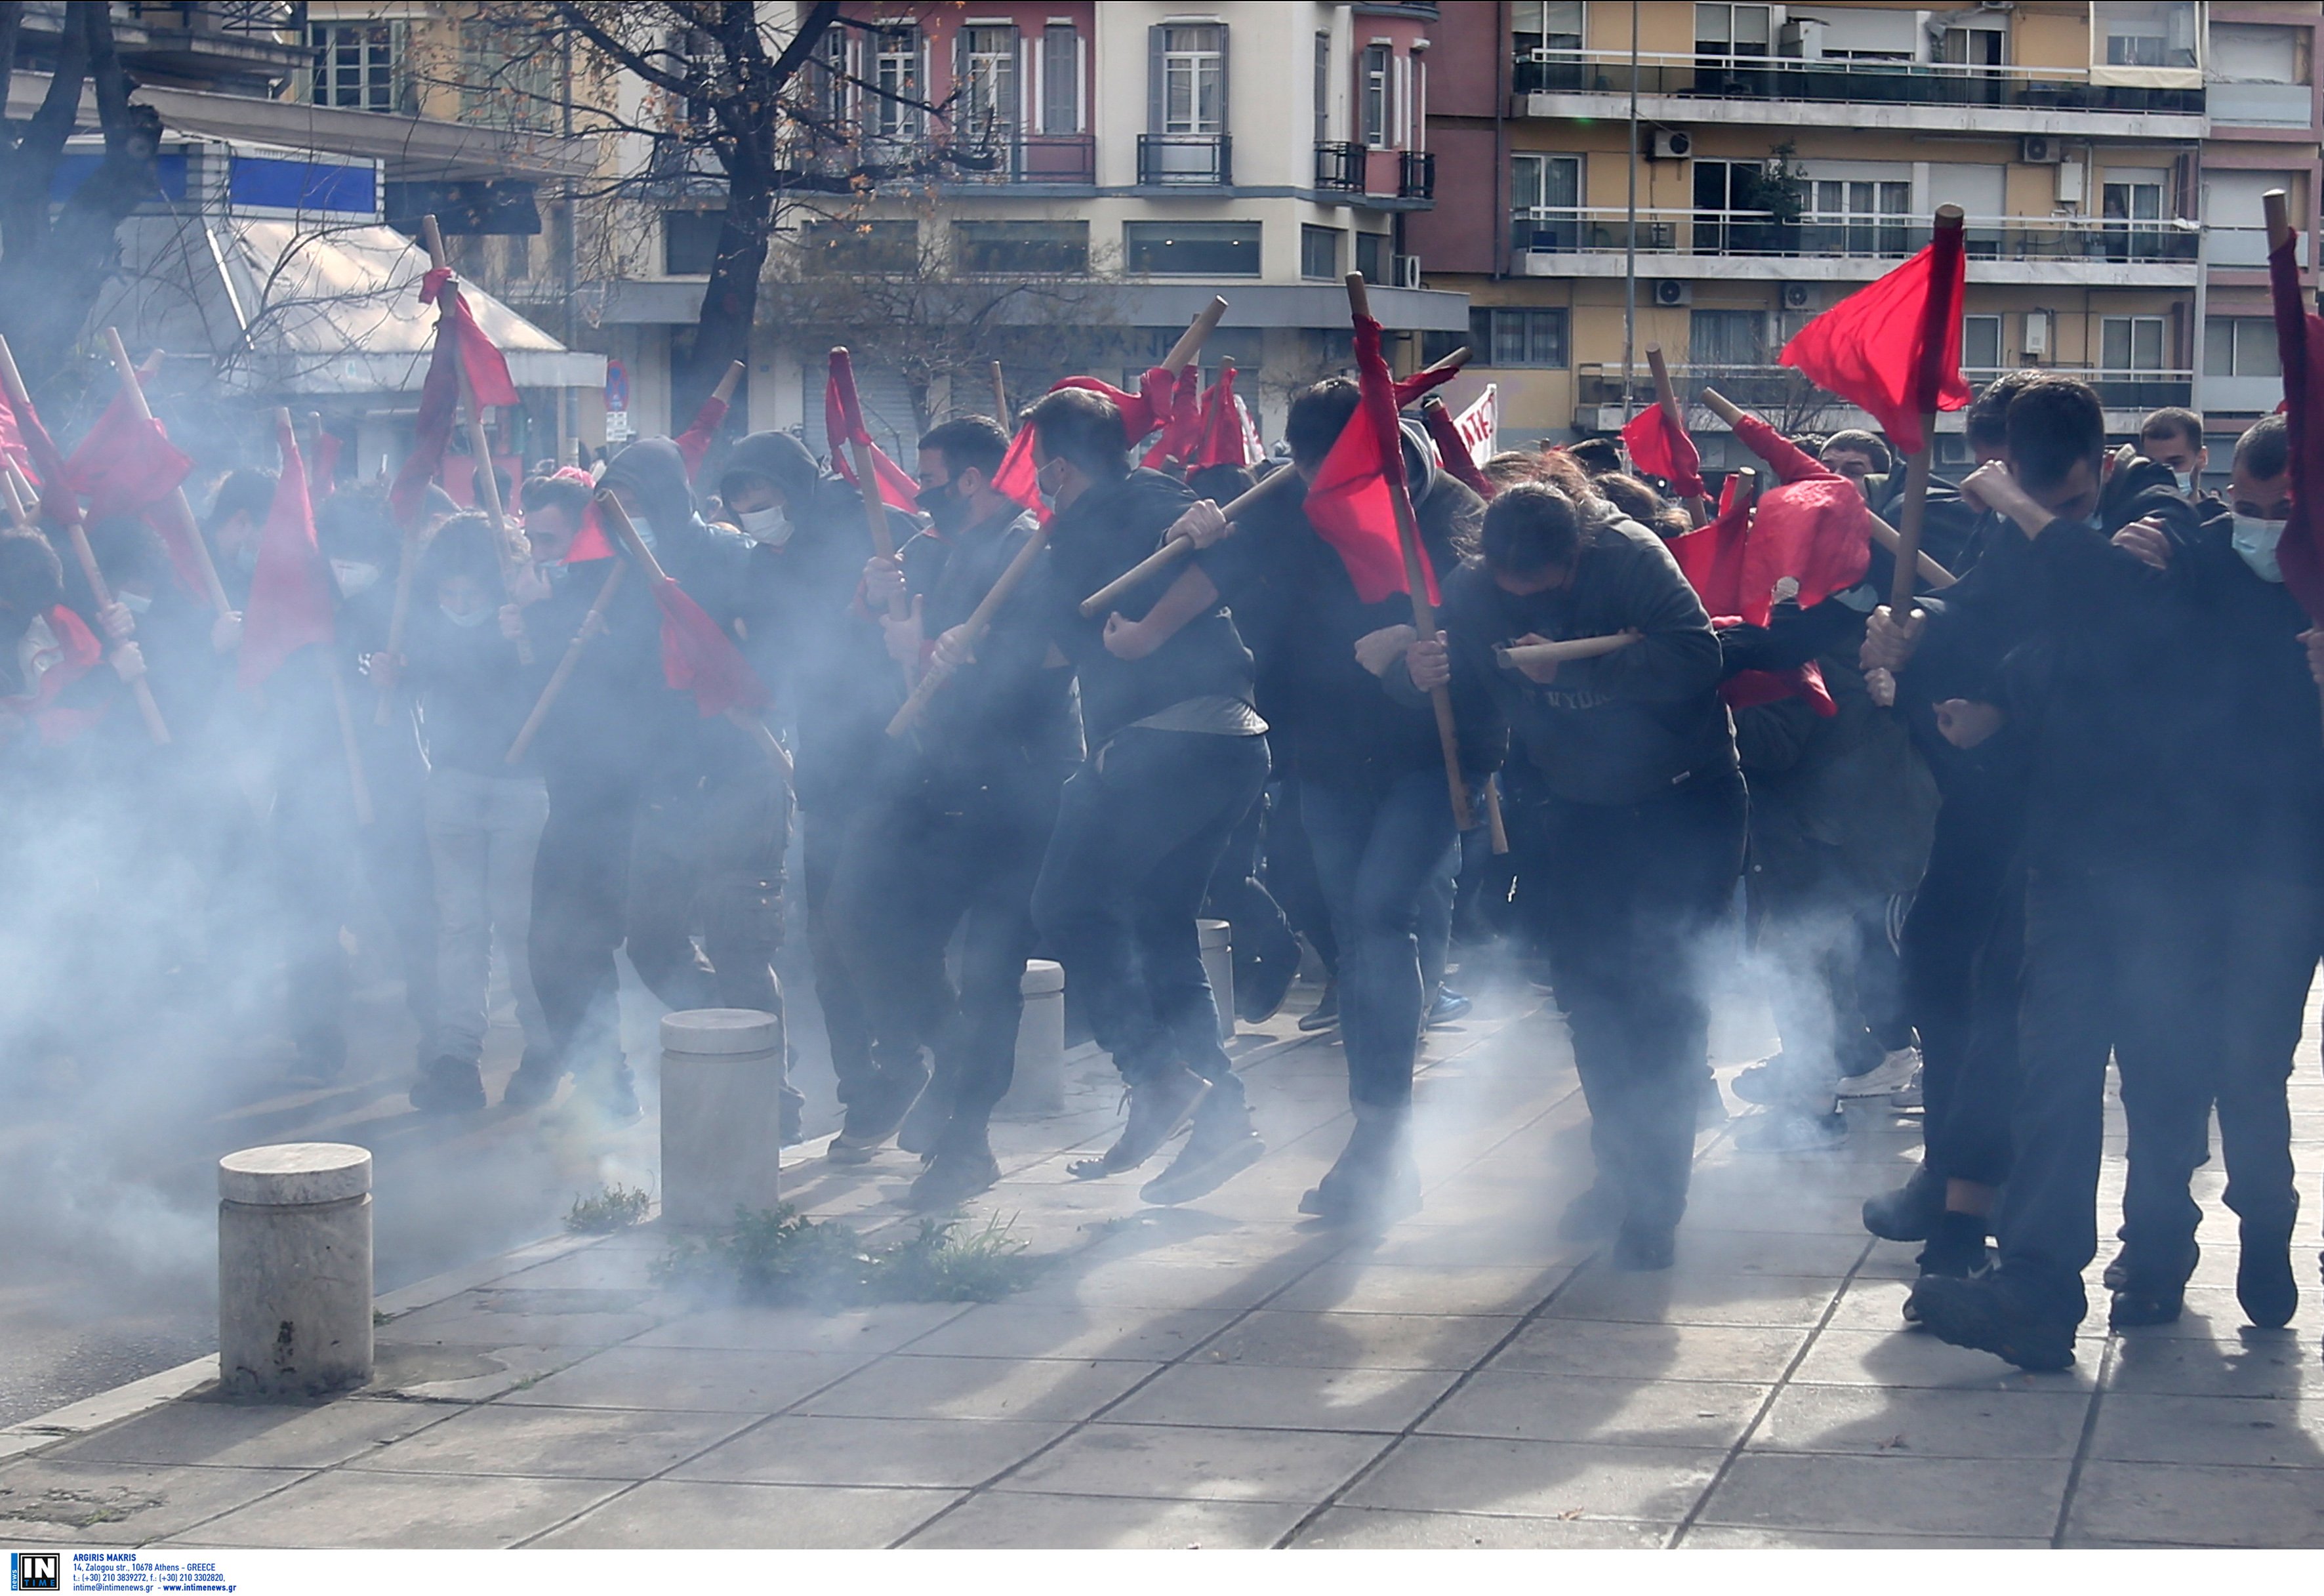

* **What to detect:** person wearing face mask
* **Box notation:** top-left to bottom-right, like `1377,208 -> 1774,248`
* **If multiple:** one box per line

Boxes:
2137,406 -> 2211,504
829,415 -> 1081,1205
718,430 -> 915,1154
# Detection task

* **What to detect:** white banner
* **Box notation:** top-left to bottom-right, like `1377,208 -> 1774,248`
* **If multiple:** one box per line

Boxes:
1451,383 -> 1497,467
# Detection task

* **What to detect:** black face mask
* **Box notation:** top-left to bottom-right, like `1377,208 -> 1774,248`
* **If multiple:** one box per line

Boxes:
916,476 -> 968,531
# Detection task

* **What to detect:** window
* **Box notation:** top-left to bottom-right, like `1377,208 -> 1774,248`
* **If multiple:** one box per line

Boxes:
1470,308 -> 1569,369
959,26 -> 1019,148
2203,317 -> 2280,377
1689,308 -> 1766,369
1124,220 -> 1259,276
1355,231 -> 1390,283
2100,2 -> 2197,70
459,19 -> 555,131
664,210 -> 724,276
2102,315 -> 2168,373
1513,1 -> 1585,56
954,220 -> 1088,276
1301,224 -> 1343,281
816,27 -> 849,123
872,27 -> 922,141
1806,178 -> 1911,256
1159,25 -> 1226,134
1512,152 -> 1583,250
1963,314 -> 2003,373
798,219 -> 920,274
1314,35 -> 1331,144
309,21 -> 403,113
1361,45 -> 1393,148
1041,24 -> 1081,133
1695,3 -> 1771,60
1938,25 -> 2007,69
2210,23 -> 2310,125
2102,172 -> 2167,261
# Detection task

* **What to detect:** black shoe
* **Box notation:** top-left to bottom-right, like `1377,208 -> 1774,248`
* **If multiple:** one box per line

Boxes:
828,1057 -> 932,1164
2238,1229 -> 2298,1330
895,1076 -> 954,1158
1141,1088 -> 1266,1206
1070,1067 -> 1206,1179
907,1143 -> 1002,1212
2100,1248 -> 2134,1293
1297,980 -> 1340,1033
2108,1283 -> 2185,1330
1864,1164 -> 1946,1243
1913,1212 -> 1992,1284
501,1045 -> 565,1110
1611,1222 -> 1675,1273
1557,1182 -> 1622,1241
1236,947 -> 1299,1025
411,1055 -> 486,1114
1908,1273 -> 2077,1371
1298,1108 -> 1419,1226
1425,987 -> 1472,1027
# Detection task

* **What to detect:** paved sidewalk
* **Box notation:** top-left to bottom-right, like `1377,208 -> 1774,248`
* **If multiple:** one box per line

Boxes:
4,977 -> 2321,1550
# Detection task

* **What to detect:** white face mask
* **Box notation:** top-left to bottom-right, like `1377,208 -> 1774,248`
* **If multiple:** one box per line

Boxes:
2172,468 -> 2197,499
331,559 -> 380,598
441,602 -> 493,628
1035,458 -> 1067,509
2232,514 -> 2287,583
736,505 -> 791,546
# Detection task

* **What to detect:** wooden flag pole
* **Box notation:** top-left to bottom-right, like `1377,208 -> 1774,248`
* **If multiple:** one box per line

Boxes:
420,215 -> 531,666
887,514 -> 1057,738
1162,296 -> 1230,373
989,360 -> 1010,425
102,329 -> 230,617
1349,272 -> 1471,831
376,518 -> 424,726
1644,343 -> 1711,527
595,489 -> 792,785
506,559 -> 625,764
1496,632 -> 1643,671
0,335 -> 169,745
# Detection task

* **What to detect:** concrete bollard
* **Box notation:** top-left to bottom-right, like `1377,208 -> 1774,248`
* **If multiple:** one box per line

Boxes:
660,1008 -> 783,1229
1198,918 -> 1235,1041
998,959 -> 1067,1119
218,1143 -> 373,1398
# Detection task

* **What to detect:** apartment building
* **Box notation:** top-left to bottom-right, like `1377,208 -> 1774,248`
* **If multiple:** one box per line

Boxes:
1412,1 -> 2321,473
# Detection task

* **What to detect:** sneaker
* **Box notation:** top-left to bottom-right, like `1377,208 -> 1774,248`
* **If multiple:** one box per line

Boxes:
827,1057 -> 933,1164
907,1143 -> 1002,1212
2108,1284 -> 2183,1330
1730,1056 -> 1810,1107
1298,1107 -> 1419,1227
1425,987 -> 1473,1027
1837,1046 -> 1921,1099
895,1076 -> 955,1158
502,1045 -> 565,1110
1556,1181 -> 1622,1241
1733,1107 -> 1847,1153
1070,1066 -> 1206,1179
1611,1222 -> 1675,1272
2239,1227 -> 2298,1330
1863,1164 -> 1946,1243
1141,1090 -> 1266,1206
1908,1273 -> 2077,1372
411,1055 -> 486,1114
1236,947 -> 1299,1026
1913,1212 -> 1993,1282
1297,979 -> 1340,1033
1890,1064 -> 1924,1111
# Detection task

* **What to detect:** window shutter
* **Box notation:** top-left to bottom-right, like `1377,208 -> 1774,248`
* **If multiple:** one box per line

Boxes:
1148,25 -> 1164,133
1217,26 -> 1231,133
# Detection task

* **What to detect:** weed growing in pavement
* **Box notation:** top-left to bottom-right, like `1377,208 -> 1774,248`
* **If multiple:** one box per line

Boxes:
653,1204 -> 1041,1309
565,1183 -> 654,1234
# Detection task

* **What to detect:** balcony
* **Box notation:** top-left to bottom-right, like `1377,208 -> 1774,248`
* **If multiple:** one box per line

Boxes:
1512,49 -> 2204,115
1576,362 -> 2193,428
1315,141 -> 1365,193
943,134 -> 1097,187
1138,133 -> 1232,188
1399,150 -> 1435,201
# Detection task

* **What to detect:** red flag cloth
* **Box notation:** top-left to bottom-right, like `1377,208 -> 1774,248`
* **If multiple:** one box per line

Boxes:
0,390 -> 36,487
1722,410 -> 1873,626
1193,365 -> 1263,470
824,350 -> 920,512
1721,653 -> 1836,716
1421,399 -> 1494,500
651,577 -> 770,718
537,466 -> 617,563
1141,365 -> 1207,472
1390,361 -> 1463,411
1,605 -> 104,744
1729,413 -> 1827,485
1669,475 -> 1840,718
141,505 -> 209,599
1778,231 -> 1970,455
1051,367 -> 1177,445
989,421 -> 1049,523
2268,234 -> 2324,623
1303,314 -> 1438,607
308,430 -> 342,503
418,267 -> 519,406
9,373 -> 76,525
239,419 -> 334,689
64,383 -> 191,522
1621,405 -> 1707,500
674,393 -> 728,483
391,268 -> 516,531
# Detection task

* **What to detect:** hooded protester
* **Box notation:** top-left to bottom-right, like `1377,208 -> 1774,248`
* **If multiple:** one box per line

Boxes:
718,429 -> 914,1155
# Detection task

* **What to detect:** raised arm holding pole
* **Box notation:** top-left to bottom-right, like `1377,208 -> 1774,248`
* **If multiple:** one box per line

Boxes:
1645,343 -> 1711,528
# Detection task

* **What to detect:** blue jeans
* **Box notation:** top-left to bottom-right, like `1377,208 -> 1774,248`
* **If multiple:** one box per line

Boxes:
1301,769 -> 1461,1111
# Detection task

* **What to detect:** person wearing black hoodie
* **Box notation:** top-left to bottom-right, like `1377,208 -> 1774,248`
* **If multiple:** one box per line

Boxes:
1404,481 -> 1743,1271
1027,386 -> 1270,1203
834,415 -> 1081,1208
718,430 -> 914,1156
1886,377 -> 2219,1367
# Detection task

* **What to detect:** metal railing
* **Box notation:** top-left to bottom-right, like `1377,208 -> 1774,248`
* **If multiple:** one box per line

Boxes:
944,134 -> 1097,185
1138,133 -> 1232,188
1315,140 -> 1364,192
1511,49 -> 2204,115
1399,150 -> 1435,200
1577,361 -> 2195,414
1515,207 -> 2200,266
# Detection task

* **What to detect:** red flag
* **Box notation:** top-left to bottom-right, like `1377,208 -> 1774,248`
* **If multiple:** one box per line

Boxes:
1669,475 -> 1837,717
1421,399 -> 1494,500
1305,314 -> 1437,606
651,578 -> 769,718
1724,410 -> 1873,626
1621,405 -> 1706,500
0,390 -> 39,487
390,268 -> 515,531
1051,366 -> 1177,445
674,392 -> 728,483
1390,361 -> 1462,411
1778,228 -> 1970,455
2268,232 -> 2324,623
239,419 -> 334,689
419,268 -> 518,406
989,421 -> 1048,523
825,350 -> 920,512
1193,365 -> 1263,470
64,382 -> 191,522
9,373 -> 76,526
308,430 -> 342,503
1,605 -> 104,743
1141,365 -> 1206,472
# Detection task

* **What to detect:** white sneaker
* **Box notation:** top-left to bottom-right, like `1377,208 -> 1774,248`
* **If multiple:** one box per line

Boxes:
1837,1046 -> 1919,1099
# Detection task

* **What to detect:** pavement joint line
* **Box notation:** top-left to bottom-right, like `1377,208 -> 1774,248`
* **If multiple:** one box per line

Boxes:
1664,1233 -> 1875,1548
2049,1332 -> 2117,1548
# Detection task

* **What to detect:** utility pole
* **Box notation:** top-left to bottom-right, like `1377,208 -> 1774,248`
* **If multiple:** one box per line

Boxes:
1621,0 -> 1641,417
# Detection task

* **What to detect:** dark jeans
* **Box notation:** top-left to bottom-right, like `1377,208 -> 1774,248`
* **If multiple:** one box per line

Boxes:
2207,868 -> 2321,1239
1539,766 -> 1747,1236
1902,781 -> 2024,1187
832,764 -> 1062,1148
531,769 -> 641,1078
1032,727 -> 1269,1088
1261,778 -> 1338,975
1203,787 -> 1299,998
1301,769 -> 1460,1111
802,806 -> 879,1096
1998,859 -> 2220,1320
628,768 -> 791,1018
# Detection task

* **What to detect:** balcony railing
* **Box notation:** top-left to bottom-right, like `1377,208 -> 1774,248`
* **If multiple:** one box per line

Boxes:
1511,49 -> 2204,115
1577,362 -> 2195,415
1138,133 -> 1232,188
1315,140 -> 1364,192
1399,150 -> 1435,200
1515,208 -> 2200,266
944,133 -> 1097,186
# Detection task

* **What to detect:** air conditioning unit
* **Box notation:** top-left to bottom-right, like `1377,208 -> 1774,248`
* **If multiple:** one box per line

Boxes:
1781,283 -> 1814,310
1651,129 -> 1693,161
2022,134 -> 2062,164
1393,253 -> 1422,289
1654,279 -> 1692,307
